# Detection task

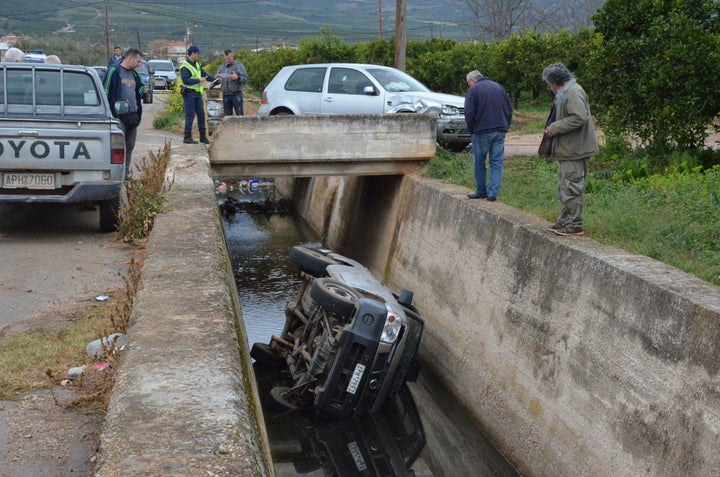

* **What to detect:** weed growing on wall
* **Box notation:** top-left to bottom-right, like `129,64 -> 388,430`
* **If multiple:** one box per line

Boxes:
116,141 -> 173,243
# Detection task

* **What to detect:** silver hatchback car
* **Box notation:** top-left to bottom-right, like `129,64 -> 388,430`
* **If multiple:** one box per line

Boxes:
258,63 -> 470,151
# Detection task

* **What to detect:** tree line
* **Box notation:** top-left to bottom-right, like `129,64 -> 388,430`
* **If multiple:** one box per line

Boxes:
229,0 -> 720,156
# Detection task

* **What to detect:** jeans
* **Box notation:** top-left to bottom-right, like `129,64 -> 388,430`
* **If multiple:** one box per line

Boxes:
223,93 -> 244,116
183,91 -> 206,135
123,124 -> 138,180
471,131 -> 506,198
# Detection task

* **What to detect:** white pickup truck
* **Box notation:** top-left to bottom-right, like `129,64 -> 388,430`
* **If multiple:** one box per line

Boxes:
0,63 -> 126,232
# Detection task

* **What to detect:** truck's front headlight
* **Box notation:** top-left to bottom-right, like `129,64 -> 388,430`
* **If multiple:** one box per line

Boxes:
380,307 -> 404,344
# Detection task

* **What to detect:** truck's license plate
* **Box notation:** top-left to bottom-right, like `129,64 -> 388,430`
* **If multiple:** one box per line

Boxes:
346,363 -> 365,395
2,173 -> 55,189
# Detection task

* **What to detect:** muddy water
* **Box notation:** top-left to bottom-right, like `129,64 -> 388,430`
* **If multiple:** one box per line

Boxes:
221,189 -> 520,477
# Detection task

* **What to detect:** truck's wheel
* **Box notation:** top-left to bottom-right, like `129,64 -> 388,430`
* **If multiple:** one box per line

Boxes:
267,386 -> 308,412
289,246 -> 336,276
99,197 -> 120,233
310,278 -> 359,318
250,342 -> 286,367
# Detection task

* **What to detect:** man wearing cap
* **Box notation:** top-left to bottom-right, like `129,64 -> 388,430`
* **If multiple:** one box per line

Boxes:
179,45 -> 217,144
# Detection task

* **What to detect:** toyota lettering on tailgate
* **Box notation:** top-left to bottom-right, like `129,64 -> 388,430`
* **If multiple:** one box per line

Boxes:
0,140 -> 92,159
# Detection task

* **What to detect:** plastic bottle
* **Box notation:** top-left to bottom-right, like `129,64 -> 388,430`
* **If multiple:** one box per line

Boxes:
86,332 -> 126,358
67,365 -> 87,378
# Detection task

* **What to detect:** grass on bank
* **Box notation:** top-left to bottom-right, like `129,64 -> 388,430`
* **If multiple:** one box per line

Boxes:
0,259 -> 140,407
424,144 -> 720,287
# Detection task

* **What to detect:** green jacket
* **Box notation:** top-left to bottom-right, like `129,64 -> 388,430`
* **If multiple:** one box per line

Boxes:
548,80 -> 599,161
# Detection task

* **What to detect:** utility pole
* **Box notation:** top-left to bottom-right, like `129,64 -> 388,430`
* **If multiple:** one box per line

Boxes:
394,0 -> 407,71
104,0 -> 110,60
378,0 -> 383,40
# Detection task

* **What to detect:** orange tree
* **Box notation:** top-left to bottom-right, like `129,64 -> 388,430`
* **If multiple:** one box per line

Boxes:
589,0 -> 720,153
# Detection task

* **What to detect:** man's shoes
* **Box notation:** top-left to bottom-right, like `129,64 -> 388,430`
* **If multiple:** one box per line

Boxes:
487,197 -> 497,202
199,136 -> 210,144
552,226 -> 584,236
183,137 -> 198,144
467,192 -> 487,199
548,223 -> 562,231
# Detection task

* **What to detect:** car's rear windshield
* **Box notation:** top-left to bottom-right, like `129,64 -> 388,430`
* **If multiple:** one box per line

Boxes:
0,67 -> 104,116
149,61 -> 174,71
366,68 -> 430,93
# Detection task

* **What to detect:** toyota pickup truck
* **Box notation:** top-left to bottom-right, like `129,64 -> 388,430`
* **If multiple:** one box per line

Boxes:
0,63 -> 126,232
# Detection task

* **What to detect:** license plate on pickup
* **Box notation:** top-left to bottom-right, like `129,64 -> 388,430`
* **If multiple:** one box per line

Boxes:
346,363 -> 366,395
2,173 -> 55,189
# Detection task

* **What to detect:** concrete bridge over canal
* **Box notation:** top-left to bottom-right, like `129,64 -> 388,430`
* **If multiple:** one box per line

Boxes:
208,114 -> 437,178
94,115 -> 720,477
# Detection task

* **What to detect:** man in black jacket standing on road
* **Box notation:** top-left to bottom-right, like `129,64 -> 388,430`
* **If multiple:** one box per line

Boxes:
104,48 -> 144,180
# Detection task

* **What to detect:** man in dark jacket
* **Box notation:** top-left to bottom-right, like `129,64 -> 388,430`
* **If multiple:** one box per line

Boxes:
104,48 -> 144,181
464,70 -> 513,201
179,45 -> 217,144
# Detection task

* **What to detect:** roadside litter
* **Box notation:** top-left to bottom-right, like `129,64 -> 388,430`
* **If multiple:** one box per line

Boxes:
66,362 -> 111,379
86,333 -> 126,358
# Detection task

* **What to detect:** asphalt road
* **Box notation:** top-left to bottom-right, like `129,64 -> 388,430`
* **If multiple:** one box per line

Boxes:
0,96 -> 177,331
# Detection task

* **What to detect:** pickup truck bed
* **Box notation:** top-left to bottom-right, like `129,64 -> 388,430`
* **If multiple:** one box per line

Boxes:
0,64 -> 126,232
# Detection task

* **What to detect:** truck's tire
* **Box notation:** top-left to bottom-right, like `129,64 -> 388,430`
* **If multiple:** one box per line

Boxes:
310,278 -> 359,318
250,342 -> 286,367
289,246 -> 336,276
267,386 -> 306,412
99,196 -> 120,233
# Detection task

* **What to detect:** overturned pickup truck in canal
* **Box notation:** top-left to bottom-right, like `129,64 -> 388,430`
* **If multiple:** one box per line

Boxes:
251,245 -> 424,418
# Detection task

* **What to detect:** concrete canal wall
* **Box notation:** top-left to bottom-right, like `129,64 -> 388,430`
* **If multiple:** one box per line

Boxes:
95,147 -> 273,477
293,174 -> 720,476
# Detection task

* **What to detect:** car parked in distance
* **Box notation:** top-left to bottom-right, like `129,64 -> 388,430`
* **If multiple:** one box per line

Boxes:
258,63 -> 470,151
136,60 -> 155,103
251,245 -> 424,418
23,50 -> 47,63
90,66 -> 107,79
148,59 -> 177,90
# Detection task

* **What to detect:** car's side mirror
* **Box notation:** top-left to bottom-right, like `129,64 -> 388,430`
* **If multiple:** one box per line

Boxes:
113,99 -> 130,116
363,85 -> 377,95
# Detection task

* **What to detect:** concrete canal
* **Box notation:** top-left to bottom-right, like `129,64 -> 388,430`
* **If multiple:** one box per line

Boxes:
220,184 -> 520,477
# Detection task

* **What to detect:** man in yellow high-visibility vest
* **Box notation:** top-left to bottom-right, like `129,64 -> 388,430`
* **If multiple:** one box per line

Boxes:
179,45 -> 218,144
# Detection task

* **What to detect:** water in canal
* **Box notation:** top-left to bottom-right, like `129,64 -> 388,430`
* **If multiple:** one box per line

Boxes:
221,185 -> 520,477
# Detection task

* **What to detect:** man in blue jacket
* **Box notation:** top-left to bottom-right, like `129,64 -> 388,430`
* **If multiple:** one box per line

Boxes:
464,70 -> 513,201
104,48 -> 144,181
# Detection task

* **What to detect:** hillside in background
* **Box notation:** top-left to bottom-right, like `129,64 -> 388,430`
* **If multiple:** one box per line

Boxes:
1,0 -> 473,54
